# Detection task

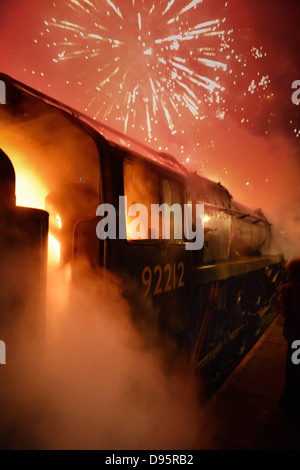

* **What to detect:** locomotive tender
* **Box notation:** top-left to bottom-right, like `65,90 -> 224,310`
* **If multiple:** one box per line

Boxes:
0,74 -> 283,376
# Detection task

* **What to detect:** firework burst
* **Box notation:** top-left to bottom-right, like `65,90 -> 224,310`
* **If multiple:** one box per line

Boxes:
41,0 -> 229,141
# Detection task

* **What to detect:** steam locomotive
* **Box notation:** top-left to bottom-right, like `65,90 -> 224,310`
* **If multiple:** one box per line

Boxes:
0,73 -> 284,383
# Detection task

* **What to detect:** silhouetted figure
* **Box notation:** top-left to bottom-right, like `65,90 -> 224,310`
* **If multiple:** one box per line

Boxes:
278,258 -> 300,424
0,148 -> 16,209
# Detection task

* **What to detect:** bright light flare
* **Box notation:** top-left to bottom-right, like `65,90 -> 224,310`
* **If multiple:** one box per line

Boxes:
1,148 -> 62,267
15,170 -> 62,266
48,234 -> 61,266
15,169 -> 47,211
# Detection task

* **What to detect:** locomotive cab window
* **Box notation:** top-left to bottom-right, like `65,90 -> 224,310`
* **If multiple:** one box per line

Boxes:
123,160 -> 186,243
161,178 -> 185,242
123,160 -> 160,241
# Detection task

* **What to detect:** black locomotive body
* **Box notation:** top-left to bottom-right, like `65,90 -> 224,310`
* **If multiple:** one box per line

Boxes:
0,74 -> 284,380
0,148 -> 48,348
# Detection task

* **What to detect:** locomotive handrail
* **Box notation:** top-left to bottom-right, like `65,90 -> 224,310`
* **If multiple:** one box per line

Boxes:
193,254 -> 283,285
198,201 -> 271,225
232,210 -> 271,225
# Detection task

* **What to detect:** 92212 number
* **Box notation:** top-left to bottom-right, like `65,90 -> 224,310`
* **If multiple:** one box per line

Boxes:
142,263 -> 185,296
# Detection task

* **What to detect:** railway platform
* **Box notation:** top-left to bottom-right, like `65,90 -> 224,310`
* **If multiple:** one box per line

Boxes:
202,315 -> 300,450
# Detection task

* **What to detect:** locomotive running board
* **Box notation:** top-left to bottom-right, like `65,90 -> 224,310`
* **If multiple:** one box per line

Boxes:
193,254 -> 284,285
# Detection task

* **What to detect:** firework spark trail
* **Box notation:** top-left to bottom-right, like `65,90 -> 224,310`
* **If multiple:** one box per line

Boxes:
106,0 -> 124,20
167,0 -> 205,24
162,0 -> 176,16
41,0 -> 232,140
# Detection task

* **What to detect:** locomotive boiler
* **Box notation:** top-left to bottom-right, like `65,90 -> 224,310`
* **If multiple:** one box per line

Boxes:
0,73 -> 284,382
188,172 -> 271,264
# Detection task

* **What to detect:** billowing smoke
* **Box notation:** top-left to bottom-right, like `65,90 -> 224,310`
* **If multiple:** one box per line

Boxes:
201,124 -> 300,261
188,121 -> 300,261
0,261 -> 205,450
